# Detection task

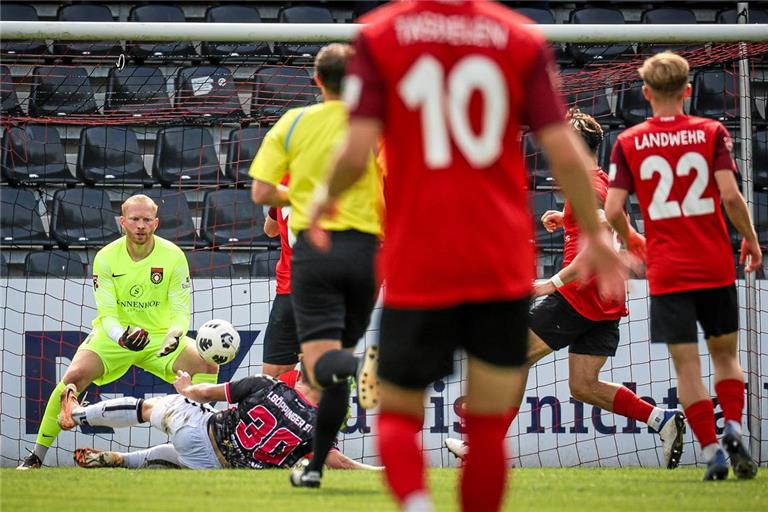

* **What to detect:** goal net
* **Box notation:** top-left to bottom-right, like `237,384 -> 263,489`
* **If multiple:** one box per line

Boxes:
0,21 -> 766,469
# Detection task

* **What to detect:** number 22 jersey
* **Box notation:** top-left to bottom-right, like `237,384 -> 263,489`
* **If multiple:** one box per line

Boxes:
609,114 -> 737,296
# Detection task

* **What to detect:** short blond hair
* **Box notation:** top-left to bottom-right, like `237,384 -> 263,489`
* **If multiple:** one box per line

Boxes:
638,52 -> 689,96
121,194 -> 158,216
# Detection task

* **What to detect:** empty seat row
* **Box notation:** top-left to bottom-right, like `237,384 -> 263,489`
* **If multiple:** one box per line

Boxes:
0,187 -> 278,250
2,124 -> 268,186
1,64 -> 319,121
0,3 -> 335,59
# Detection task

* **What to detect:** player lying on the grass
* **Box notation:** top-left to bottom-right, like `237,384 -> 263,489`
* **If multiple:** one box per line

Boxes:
18,195 -> 218,470
445,108 -> 684,469
66,368 -> 380,471
606,52 -> 760,481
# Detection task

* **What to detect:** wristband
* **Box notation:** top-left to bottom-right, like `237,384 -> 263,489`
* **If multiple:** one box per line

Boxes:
109,325 -> 125,343
550,273 -> 565,290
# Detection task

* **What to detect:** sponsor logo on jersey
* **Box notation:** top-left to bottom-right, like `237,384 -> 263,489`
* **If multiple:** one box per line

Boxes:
129,284 -> 144,298
111,273 -> 126,278
181,276 -> 191,289
150,267 -> 163,285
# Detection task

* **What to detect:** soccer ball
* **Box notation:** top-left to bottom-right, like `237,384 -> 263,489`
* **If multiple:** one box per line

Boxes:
195,320 -> 240,365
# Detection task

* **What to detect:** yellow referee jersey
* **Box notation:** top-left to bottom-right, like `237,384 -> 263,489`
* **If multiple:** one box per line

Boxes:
249,100 -> 382,236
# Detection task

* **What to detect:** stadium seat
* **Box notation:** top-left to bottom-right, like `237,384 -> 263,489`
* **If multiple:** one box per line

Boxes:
54,4 -> 121,57
251,66 -> 318,120
529,190 -> 564,252
132,189 -> 201,247
202,5 -> 270,58
50,188 -> 120,247
599,128 -> 622,173
1,65 -> 23,116
537,252 -> 563,280
77,126 -> 153,186
690,69 -> 741,124
223,126 -> 268,184
512,7 -> 554,24
0,187 -> 49,246
0,252 -> 8,277
250,250 -> 279,278
104,65 -> 172,117
127,5 -> 194,59
754,128 -> 768,191
153,126 -> 229,187
561,70 -> 616,125
24,250 -> 87,278
174,66 -> 243,121
187,250 -> 233,278
0,3 -> 48,56
755,192 -> 768,248
274,6 -> 334,58
200,189 -> 271,248
2,124 -> 78,185
29,66 -> 98,117
523,133 -> 554,190
716,8 -> 768,24
566,8 -> 633,66
638,8 -> 697,55
616,80 -> 653,127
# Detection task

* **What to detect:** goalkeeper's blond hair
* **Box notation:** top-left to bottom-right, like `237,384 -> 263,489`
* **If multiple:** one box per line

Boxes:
638,52 -> 689,98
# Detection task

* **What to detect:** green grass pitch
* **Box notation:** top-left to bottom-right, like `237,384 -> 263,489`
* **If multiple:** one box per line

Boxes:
2,467 -> 766,512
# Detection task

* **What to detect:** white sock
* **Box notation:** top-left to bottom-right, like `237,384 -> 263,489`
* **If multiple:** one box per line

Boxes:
726,420 -> 742,436
701,443 -> 721,462
74,397 -> 143,428
646,407 -> 666,432
402,491 -> 434,512
121,443 -> 181,469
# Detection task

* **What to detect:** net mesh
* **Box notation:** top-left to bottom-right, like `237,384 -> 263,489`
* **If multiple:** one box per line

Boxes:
1,35 -> 767,469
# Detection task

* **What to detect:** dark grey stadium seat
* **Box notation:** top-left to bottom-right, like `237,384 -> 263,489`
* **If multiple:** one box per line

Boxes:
202,5 -> 270,58
24,250 -> 87,278
274,6 -> 334,58
1,66 -> 23,116
566,8 -> 633,66
616,80 -> 653,127
0,3 -> 48,56
716,8 -> 768,24
561,70 -> 616,125
252,66 -> 318,121
250,250 -> 280,278
153,127 -> 229,187
132,189 -> 201,247
77,126 -> 153,186
523,133 -> 554,190
690,68 -> 757,125
530,190 -> 564,252
1,187 -> 48,246
175,66 -> 243,121
200,189 -> 271,248
187,250 -> 233,278
2,125 -> 77,184
50,188 -> 120,247
127,5 -> 194,59
104,66 -> 172,117
224,126 -> 268,184
54,4 -> 121,57
513,7 -> 554,24
638,8 -> 697,55
754,128 -> 768,191
0,252 -> 8,277
599,128 -> 622,174
755,192 -> 768,248
29,66 -> 98,117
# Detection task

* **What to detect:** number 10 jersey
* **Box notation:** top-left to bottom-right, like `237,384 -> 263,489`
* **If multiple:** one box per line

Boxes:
609,114 -> 738,296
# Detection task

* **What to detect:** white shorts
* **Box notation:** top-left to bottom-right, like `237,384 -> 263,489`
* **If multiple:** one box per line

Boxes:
149,394 -> 223,469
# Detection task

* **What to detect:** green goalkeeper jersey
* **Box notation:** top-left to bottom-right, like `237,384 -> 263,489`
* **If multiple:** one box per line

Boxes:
91,235 -> 191,342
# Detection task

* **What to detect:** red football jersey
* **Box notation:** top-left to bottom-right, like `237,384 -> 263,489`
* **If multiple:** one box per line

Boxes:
559,169 -> 627,321
271,176 -> 293,295
346,0 -> 566,308
609,115 -> 737,296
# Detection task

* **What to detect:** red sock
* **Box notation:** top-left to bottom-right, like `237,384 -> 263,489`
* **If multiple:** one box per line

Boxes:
612,385 -> 655,423
714,379 -> 744,424
377,411 -> 425,504
685,399 -> 718,449
461,412 -> 510,512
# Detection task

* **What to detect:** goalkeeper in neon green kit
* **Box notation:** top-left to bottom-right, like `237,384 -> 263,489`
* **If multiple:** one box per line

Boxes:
18,194 -> 219,470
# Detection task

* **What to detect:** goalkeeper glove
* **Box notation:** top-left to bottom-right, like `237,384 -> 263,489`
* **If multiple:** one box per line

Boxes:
157,328 -> 182,358
118,326 -> 150,351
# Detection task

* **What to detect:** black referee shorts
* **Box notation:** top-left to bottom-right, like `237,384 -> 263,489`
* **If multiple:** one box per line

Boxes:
650,284 -> 738,344
262,293 -> 300,366
291,230 -> 378,349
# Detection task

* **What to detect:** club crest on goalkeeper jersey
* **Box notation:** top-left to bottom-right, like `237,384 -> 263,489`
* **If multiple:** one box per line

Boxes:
211,375 -> 318,469
91,235 -> 191,339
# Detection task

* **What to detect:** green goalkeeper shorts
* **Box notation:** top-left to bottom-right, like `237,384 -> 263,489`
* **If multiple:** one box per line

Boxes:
77,328 -> 193,385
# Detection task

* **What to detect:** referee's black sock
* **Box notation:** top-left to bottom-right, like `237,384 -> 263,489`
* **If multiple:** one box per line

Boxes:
306,380 -> 350,473
314,350 -> 358,388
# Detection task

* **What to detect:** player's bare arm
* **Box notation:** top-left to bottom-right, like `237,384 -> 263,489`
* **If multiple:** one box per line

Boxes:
251,180 -> 290,208
264,211 -> 280,238
714,170 -> 763,272
173,370 -> 227,402
325,449 -> 383,471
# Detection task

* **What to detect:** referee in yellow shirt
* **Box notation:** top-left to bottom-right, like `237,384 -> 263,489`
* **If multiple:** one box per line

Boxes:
250,43 -> 382,489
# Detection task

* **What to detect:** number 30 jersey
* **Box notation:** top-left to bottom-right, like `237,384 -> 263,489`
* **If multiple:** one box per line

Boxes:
609,115 -> 737,296
209,376 -> 317,469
